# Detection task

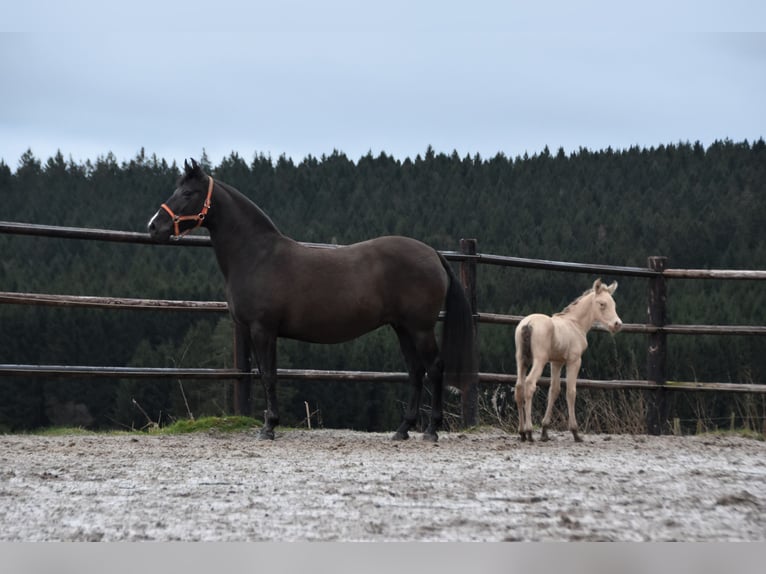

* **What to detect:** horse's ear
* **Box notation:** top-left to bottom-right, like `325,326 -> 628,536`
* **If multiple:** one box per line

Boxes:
607,281 -> 618,294
184,158 -> 202,179
593,278 -> 603,293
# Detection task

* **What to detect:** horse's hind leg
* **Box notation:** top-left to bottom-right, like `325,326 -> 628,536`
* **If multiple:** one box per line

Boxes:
541,362 -> 563,441
417,331 -> 443,442
392,327 -> 426,441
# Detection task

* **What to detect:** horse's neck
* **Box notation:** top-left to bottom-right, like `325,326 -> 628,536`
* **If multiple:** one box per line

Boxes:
218,183 -> 281,233
206,183 -> 285,277
557,293 -> 595,333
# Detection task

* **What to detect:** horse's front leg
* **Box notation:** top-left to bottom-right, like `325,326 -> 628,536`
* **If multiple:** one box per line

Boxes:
252,328 -> 279,440
565,357 -> 583,442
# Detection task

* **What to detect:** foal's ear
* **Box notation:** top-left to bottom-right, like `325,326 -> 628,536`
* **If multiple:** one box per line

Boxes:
607,281 -> 618,294
593,278 -> 604,293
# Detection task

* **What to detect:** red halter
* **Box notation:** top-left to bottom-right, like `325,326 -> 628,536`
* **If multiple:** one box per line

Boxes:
160,176 -> 214,239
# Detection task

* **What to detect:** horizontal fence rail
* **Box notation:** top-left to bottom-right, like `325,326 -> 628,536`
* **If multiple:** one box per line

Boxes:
0,221 -> 205,246
2,365 -> 765,396
440,250 -> 660,277
3,220 -> 766,433
3,291 -> 766,337
0,221 -> 343,251
5,220 -> 765,278
0,292 -> 228,312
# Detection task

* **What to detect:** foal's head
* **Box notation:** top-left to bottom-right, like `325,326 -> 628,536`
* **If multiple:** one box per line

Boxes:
591,278 -> 622,333
148,158 -> 212,241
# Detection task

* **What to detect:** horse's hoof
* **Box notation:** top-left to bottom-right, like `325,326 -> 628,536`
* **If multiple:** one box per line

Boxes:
259,428 -> 275,440
422,432 -> 438,443
572,433 -> 583,443
541,429 -> 550,442
519,433 -> 527,442
392,431 -> 409,441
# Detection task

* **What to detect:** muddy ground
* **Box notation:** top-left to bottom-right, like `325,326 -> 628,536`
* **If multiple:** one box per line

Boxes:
0,428 -> 764,541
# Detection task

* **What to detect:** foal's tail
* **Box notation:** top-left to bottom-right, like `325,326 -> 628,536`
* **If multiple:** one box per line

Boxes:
520,324 -> 533,369
438,253 -> 477,389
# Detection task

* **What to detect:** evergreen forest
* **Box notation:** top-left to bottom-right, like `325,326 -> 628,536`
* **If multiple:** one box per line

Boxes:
0,140 -> 764,433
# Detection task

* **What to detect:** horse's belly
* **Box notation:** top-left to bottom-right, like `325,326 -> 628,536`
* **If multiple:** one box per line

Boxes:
280,307 -> 385,344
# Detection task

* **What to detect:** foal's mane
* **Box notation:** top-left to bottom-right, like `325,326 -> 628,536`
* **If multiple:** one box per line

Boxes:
554,287 -> 595,317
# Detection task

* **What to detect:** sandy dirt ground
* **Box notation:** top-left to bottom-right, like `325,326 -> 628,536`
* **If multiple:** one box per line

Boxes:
0,428 -> 764,541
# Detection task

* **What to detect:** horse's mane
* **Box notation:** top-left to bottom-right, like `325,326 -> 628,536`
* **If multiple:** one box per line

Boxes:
213,176 -> 283,234
554,287 -> 595,317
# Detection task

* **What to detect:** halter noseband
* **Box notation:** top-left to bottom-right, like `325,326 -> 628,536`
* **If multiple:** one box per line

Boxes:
160,176 -> 214,239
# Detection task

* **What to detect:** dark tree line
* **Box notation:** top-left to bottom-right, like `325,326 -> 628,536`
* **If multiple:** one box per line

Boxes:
0,140 -> 764,431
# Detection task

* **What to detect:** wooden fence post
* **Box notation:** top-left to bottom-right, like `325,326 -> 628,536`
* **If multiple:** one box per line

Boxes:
459,238 -> 479,428
646,256 -> 668,435
233,324 -> 253,417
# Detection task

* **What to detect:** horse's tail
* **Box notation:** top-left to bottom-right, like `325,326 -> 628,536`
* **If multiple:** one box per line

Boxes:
520,324 -> 533,368
438,253 -> 476,389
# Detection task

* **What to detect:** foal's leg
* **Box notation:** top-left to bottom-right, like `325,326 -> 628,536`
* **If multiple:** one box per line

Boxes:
565,357 -> 583,442
522,361 -> 545,442
514,357 -> 527,440
252,327 -> 279,440
541,361 -> 563,441
392,327 -> 426,441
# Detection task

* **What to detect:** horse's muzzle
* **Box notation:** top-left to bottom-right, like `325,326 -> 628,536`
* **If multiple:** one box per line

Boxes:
147,211 -> 172,242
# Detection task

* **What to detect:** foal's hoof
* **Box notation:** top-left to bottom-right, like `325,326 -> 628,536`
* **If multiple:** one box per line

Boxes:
540,429 -> 551,442
392,430 -> 410,441
519,431 -> 535,442
259,428 -> 275,440
572,431 -> 583,443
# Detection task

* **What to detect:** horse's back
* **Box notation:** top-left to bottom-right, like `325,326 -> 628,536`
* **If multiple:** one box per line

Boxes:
353,235 -> 444,270
345,235 -> 448,324
271,235 -> 448,342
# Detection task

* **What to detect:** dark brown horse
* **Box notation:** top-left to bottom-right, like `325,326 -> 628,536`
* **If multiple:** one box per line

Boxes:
148,159 -> 475,441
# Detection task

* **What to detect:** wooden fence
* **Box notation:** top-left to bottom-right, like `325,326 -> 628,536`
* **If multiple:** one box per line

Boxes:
2,220 -> 766,434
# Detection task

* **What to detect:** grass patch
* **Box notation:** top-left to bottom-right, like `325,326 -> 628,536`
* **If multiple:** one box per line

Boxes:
20,416 -> 262,436
159,416 -> 261,434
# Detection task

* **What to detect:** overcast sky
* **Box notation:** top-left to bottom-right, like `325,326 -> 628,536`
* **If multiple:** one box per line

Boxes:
1,1 -> 764,170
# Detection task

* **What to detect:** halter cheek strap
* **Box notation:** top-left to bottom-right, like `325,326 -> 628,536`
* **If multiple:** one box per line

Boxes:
161,176 -> 214,239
